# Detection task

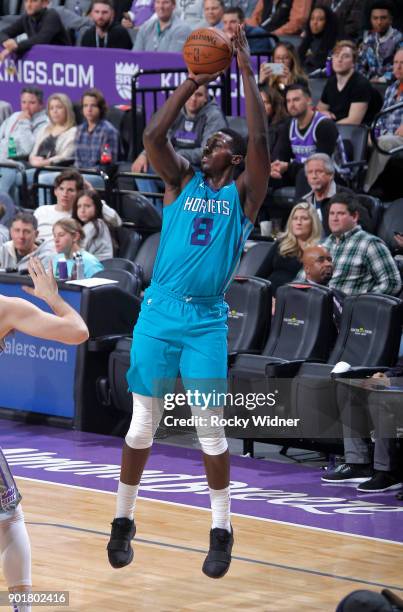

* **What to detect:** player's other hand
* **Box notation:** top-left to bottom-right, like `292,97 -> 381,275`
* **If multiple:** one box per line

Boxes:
188,71 -> 223,86
23,257 -> 58,302
233,24 -> 251,69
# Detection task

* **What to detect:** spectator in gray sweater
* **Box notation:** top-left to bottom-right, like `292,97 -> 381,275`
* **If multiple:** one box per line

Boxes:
0,212 -> 55,272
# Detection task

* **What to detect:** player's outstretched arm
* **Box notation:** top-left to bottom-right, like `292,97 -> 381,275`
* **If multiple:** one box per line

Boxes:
143,72 -> 221,188
0,258 -> 89,345
234,25 -> 270,223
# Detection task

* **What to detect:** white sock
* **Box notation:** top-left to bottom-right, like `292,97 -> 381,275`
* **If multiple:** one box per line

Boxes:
209,486 -> 231,532
115,481 -> 139,520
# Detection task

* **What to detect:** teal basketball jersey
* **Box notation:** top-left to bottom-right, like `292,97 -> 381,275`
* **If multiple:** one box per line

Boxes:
152,171 -> 253,296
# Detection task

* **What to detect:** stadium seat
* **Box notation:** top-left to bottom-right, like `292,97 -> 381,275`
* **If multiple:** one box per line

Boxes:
92,268 -> 141,296
307,78 -> 327,105
132,232 -> 161,290
377,199 -> 403,253
355,194 -> 384,234
237,240 -> 275,278
226,276 -> 272,354
115,226 -> 142,260
102,258 -> 143,278
291,293 -> 403,443
337,124 -> 369,190
116,190 -> 162,231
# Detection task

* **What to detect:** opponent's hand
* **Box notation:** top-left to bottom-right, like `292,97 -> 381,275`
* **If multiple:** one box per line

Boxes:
233,24 -> 251,70
23,258 -> 58,302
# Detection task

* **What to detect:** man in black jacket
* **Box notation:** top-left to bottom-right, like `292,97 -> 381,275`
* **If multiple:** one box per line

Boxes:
80,0 -> 133,49
0,0 -> 70,61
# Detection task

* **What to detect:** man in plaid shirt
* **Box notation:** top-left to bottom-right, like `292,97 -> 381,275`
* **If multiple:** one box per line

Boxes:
323,193 -> 401,295
364,47 -> 403,191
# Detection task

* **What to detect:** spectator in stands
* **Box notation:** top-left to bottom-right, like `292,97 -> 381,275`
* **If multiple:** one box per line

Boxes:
266,201 -> 322,296
0,87 -> 48,199
298,5 -> 338,75
0,212 -> 54,273
72,189 -> 114,260
0,192 -> 16,228
0,0 -> 70,61
259,42 -> 308,95
302,244 -> 344,326
222,6 -> 274,53
81,0 -> 133,49
302,153 -> 354,233
259,83 -> 288,155
357,0 -> 402,83
0,102 -> 12,126
121,0 -> 154,30
270,84 -> 348,198
34,169 -> 121,244
52,218 -> 104,278
270,0 -> 312,36
317,40 -> 376,125
203,0 -> 225,28
322,367 -> 403,492
323,193 -> 401,295
176,0 -> 204,29
364,47 -> 403,193
133,0 -> 191,52
0,204 -> 9,246
132,83 -> 227,205
75,88 -> 119,187
313,0 -> 362,41
246,0 -> 292,32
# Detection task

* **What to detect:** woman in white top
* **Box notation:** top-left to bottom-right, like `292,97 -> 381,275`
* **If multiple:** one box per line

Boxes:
72,189 -> 114,261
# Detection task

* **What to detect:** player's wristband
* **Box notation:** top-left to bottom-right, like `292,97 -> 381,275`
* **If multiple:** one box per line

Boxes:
186,77 -> 199,90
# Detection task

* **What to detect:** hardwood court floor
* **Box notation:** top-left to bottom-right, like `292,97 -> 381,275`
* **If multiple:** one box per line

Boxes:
1,479 -> 402,611
0,478 -> 403,612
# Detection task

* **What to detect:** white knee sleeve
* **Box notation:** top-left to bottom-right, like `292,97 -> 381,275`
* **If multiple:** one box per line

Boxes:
0,505 -> 31,588
125,393 -> 163,449
191,406 -> 228,456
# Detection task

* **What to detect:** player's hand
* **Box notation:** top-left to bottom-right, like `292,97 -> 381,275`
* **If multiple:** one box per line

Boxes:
3,39 -> 17,51
233,24 -> 251,70
187,71 -> 222,86
23,258 -> 58,302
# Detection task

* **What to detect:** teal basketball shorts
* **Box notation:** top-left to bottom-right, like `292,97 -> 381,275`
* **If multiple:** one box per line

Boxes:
126,282 -> 229,402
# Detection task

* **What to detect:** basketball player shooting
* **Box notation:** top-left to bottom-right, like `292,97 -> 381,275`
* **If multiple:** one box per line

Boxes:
0,258 -> 88,612
107,25 -> 269,578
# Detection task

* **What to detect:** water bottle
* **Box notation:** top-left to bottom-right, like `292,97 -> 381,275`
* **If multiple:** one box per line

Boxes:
56,256 -> 68,281
100,143 -> 112,165
74,0 -> 82,16
7,136 -> 17,158
325,54 -> 332,78
75,252 -> 85,280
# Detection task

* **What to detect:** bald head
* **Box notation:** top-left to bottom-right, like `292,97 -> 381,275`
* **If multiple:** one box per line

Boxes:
303,245 -> 333,285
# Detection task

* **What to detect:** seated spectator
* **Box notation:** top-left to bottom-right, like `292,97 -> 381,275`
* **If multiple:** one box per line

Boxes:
271,0 -> 312,36
133,0 -> 191,53
322,367 -> 403,492
302,153 -> 354,233
298,5 -> 338,75
0,212 -> 54,273
0,87 -> 48,199
0,0 -> 70,62
80,0 -> 133,49
34,169 -> 121,244
313,0 -> 362,41
0,101 -> 12,126
270,84 -> 348,198
364,47 -> 403,193
203,0 -> 225,28
317,40 -> 379,125
246,0 -> 292,33
323,193 -> 401,295
259,42 -> 308,96
75,88 -> 119,188
0,204 -> 9,246
72,189 -> 114,260
52,218 -> 104,279
222,6 -> 274,54
357,0 -> 402,83
259,83 -> 288,155
265,201 -> 321,296
121,0 -> 154,30
132,84 -> 227,204
302,244 -> 344,326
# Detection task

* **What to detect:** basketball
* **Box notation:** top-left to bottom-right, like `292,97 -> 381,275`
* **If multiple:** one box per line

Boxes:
183,28 -> 233,75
